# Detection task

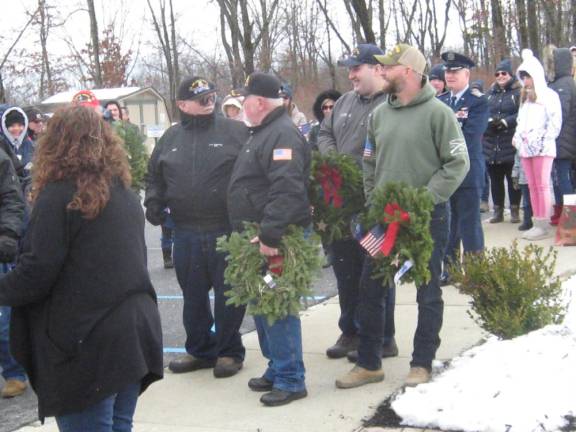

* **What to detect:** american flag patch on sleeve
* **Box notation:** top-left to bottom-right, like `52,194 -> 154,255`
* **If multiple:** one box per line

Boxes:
273,148 -> 293,161
359,224 -> 385,257
363,139 -> 374,158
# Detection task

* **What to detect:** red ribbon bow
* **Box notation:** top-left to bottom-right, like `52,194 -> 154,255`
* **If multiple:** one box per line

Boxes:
380,202 -> 410,256
318,164 -> 343,208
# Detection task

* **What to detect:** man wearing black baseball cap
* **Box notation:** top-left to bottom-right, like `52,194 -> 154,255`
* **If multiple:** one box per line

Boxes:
228,72 -> 311,406
145,76 -> 249,379
318,44 -> 398,364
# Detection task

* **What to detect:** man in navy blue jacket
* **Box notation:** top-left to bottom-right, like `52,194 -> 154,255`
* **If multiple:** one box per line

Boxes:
438,52 -> 489,283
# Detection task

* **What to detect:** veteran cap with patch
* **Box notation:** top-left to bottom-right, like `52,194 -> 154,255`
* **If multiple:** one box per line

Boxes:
441,51 -> 476,70
374,43 -> 427,75
177,76 -> 216,101
71,90 -> 100,108
337,44 -> 384,67
231,72 -> 282,99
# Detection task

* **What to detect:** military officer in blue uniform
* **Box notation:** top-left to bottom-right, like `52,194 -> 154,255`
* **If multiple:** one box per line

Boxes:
438,52 -> 489,284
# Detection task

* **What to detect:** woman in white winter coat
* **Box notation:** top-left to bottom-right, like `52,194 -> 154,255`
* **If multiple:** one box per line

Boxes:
513,49 -> 562,240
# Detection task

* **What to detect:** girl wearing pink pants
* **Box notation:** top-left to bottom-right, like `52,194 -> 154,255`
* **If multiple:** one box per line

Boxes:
513,49 -> 562,240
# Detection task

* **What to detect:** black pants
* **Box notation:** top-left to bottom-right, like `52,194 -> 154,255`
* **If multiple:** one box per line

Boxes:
488,162 -> 521,207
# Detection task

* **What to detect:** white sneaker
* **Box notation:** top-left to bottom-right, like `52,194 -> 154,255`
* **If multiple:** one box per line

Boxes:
522,219 -> 552,241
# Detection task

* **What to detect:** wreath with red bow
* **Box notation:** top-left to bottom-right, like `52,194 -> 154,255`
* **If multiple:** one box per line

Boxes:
362,182 -> 434,286
308,152 -> 365,244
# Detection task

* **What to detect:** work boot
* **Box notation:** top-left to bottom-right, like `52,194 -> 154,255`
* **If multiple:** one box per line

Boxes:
260,388 -> 307,406
213,357 -> 243,378
479,201 -> 489,213
335,366 -> 385,389
405,367 -> 431,386
168,354 -> 216,373
248,376 -> 274,392
489,205 -> 504,223
162,248 -> 174,269
510,205 -> 521,223
326,333 -> 359,359
347,338 -> 399,363
550,204 -> 563,226
1,379 -> 27,398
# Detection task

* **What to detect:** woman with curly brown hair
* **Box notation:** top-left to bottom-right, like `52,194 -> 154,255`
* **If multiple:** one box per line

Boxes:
0,105 -> 163,431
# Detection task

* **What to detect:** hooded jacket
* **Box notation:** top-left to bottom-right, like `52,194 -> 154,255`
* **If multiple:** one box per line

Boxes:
0,105 -> 35,178
364,83 -> 469,204
544,46 -> 576,159
308,90 -> 342,151
513,49 -> 562,158
482,78 -> 521,164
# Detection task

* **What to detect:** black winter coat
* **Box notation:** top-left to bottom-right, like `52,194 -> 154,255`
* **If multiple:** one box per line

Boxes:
228,107 -> 311,247
145,112 -> 249,230
482,78 -> 521,165
0,180 -> 163,419
548,48 -> 576,160
0,147 -> 25,239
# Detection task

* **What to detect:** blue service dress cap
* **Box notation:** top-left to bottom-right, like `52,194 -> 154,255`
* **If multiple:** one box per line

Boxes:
441,51 -> 476,70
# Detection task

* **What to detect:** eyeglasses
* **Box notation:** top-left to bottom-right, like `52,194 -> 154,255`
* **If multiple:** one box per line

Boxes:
322,104 -> 334,111
494,71 -> 509,77
198,94 -> 216,107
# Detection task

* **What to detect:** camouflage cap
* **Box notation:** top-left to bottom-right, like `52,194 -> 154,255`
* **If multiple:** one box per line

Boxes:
374,44 -> 427,75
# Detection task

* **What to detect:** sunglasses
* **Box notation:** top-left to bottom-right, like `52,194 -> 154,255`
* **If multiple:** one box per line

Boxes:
197,94 -> 216,106
494,71 -> 509,77
322,104 -> 334,111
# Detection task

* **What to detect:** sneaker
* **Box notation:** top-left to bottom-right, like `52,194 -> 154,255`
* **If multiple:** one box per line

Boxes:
405,367 -> 430,387
522,220 -> 552,241
168,354 -> 216,373
347,338 -> 399,363
518,220 -> 533,231
479,201 -> 489,213
326,333 -> 359,359
335,366 -> 384,389
260,388 -> 307,407
248,376 -> 274,392
213,357 -> 243,378
1,379 -> 27,398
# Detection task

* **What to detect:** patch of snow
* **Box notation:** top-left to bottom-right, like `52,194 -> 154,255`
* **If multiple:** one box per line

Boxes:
392,275 -> 576,432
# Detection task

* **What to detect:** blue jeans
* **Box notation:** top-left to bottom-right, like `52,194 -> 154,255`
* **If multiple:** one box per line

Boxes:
357,203 -> 449,371
444,186 -> 484,268
331,239 -> 395,345
521,185 -> 533,223
552,158 -> 574,205
160,215 -> 175,250
253,314 -> 305,392
173,227 -> 246,361
481,164 -> 490,202
55,382 -> 140,432
1,271 -> 26,382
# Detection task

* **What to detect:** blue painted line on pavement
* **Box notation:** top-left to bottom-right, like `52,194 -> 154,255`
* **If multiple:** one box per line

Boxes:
163,347 -> 187,353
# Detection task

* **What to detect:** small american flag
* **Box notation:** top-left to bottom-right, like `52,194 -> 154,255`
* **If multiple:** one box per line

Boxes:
363,139 -> 374,158
273,148 -> 293,161
359,224 -> 385,257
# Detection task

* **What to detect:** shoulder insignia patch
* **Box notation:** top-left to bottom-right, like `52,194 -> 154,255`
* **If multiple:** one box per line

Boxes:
273,148 -> 292,161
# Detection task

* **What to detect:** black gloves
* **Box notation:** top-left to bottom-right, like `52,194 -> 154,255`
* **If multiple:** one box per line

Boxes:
145,205 -> 166,226
0,235 -> 19,263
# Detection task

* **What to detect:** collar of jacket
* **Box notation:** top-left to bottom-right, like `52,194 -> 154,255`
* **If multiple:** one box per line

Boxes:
249,106 -> 286,133
357,90 -> 386,103
180,110 -> 215,129
491,77 -> 520,93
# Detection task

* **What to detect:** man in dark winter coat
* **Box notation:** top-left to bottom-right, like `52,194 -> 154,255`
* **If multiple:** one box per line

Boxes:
545,46 -> 576,224
482,59 -> 522,224
317,44 -> 398,363
145,76 -> 249,378
227,72 -> 311,407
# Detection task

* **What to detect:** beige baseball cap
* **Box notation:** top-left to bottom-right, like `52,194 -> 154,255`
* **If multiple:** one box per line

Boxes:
374,44 -> 427,75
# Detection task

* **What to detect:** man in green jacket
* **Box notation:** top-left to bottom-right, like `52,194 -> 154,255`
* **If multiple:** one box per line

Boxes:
336,44 -> 469,390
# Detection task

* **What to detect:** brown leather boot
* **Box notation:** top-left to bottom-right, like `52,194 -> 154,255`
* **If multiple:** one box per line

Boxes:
1,379 -> 27,398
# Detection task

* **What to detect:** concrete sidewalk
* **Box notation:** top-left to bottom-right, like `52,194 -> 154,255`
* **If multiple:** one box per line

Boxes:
17,218 -> 576,432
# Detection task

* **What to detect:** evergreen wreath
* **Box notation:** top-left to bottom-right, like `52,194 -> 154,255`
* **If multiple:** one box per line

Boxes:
308,152 -> 365,244
362,182 -> 434,286
216,223 -> 323,325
